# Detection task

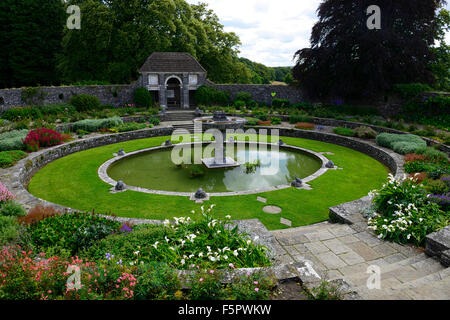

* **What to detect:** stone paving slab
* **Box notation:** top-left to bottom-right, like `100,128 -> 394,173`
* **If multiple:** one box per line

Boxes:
271,219 -> 450,300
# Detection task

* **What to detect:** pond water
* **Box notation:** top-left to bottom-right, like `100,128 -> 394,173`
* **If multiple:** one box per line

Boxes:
107,145 -> 322,193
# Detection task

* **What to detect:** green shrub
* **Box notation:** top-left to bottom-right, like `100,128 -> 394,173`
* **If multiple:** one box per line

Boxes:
0,201 -> 26,217
272,99 -> 290,108
270,117 -> 282,125
233,100 -> 246,109
1,107 -> 42,121
0,216 -> 20,246
289,112 -> 312,124
253,111 -> 268,121
247,100 -> 258,109
72,116 -> 123,132
376,133 -> 427,155
134,88 -> 153,108
393,83 -> 433,100
423,179 -> 448,195
333,127 -> 355,137
134,262 -> 181,300
195,86 -> 230,106
0,130 -> 28,151
415,147 -> 448,163
354,126 -> 377,139
69,94 -> 100,112
29,212 -> 121,255
148,117 -> 160,126
244,117 -> 259,126
235,91 -> 252,103
0,150 -> 27,168
115,122 -> 147,132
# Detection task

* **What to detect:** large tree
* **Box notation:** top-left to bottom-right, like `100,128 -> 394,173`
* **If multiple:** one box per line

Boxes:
0,0 -> 65,88
293,0 -> 446,100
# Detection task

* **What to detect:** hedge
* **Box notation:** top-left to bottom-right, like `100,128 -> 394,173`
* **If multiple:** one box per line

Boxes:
376,133 -> 427,155
69,94 -> 101,112
134,88 -> 153,108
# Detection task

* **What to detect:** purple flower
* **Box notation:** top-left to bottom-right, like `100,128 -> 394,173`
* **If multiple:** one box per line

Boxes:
119,224 -> 133,233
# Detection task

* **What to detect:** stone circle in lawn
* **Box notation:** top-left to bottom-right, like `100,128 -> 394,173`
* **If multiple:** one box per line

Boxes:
263,205 -> 282,214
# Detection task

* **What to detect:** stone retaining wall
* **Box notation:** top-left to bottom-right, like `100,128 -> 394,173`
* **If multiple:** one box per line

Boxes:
209,84 -> 304,105
0,127 -> 173,211
0,84 -> 137,112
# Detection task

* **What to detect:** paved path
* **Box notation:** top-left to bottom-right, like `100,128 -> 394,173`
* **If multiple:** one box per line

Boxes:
271,222 -> 450,300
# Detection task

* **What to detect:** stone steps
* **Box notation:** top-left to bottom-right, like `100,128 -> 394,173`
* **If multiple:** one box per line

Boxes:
345,254 -> 448,300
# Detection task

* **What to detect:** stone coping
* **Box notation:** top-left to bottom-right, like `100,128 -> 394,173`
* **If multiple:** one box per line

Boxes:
97,141 -> 330,197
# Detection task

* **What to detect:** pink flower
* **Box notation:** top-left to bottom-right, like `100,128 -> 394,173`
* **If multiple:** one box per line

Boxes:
255,288 -> 259,292
253,281 -> 258,285
199,278 -> 204,282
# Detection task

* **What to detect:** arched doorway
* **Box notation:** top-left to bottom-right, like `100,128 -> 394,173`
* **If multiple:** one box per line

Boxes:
166,77 -> 181,109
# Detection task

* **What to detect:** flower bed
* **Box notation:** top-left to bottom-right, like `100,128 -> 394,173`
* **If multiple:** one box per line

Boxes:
367,174 -> 450,246
23,128 -> 63,152
0,205 -> 274,300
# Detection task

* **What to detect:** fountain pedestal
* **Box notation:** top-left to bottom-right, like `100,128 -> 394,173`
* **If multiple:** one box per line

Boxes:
194,112 -> 246,169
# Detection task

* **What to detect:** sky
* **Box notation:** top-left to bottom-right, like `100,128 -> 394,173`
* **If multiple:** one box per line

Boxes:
186,0 -> 450,67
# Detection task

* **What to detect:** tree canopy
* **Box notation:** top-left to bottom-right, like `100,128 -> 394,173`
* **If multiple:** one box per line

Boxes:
293,0 -> 447,100
0,0 -> 290,88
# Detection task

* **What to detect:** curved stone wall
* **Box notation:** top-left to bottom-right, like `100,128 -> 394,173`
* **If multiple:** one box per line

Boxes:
1,125 -> 403,220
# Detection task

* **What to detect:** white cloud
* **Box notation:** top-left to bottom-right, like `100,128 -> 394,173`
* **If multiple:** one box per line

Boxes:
187,0 -> 450,67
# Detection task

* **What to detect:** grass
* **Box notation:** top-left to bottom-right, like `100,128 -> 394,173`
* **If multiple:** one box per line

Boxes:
28,135 -> 389,230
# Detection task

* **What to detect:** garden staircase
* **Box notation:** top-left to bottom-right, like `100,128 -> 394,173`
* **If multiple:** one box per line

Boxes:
270,221 -> 450,300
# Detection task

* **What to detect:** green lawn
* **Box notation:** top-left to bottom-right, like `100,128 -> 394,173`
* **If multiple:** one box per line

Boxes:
28,135 -> 389,230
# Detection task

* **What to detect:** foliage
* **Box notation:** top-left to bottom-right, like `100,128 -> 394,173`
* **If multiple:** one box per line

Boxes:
368,174 -> 449,246
245,160 -> 261,174
293,1 -> 445,99
253,111 -> 268,121
134,88 -> 153,108
195,86 -> 230,106
189,165 -> 206,178
28,212 -> 121,255
72,117 -> 123,133
295,122 -> 315,130
0,217 -> 20,246
18,205 -> 60,226
23,128 -> 63,152
233,100 -> 246,109
0,201 -> 26,217
376,133 -> 427,155
0,150 -> 27,168
306,281 -> 343,300
69,94 -> 101,112
84,207 -> 271,270
148,117 -> 160,126
270,117 -> 282,125
289,112 -> 312,124
235,92 -> 252,103
0,0 -> 65,88
114,122 -> 147,133
0,129 -> 28,151
354,126 -> 377,139
244,117 -> 259,126
134,262 -> 181,300
333,127 -> 355,137
272,99 -> 290,108
393,83 -> 433,100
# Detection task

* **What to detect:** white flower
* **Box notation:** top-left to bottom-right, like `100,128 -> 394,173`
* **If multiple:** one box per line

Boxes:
407,234 -> 411,240
180,259 -> 185,265
233,250 -> 239,257
225,215 -> 231,219
209,256 -> 216,262
198,252 -> 204,257
152,242 -> 159,249
134,250 -> 140,255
